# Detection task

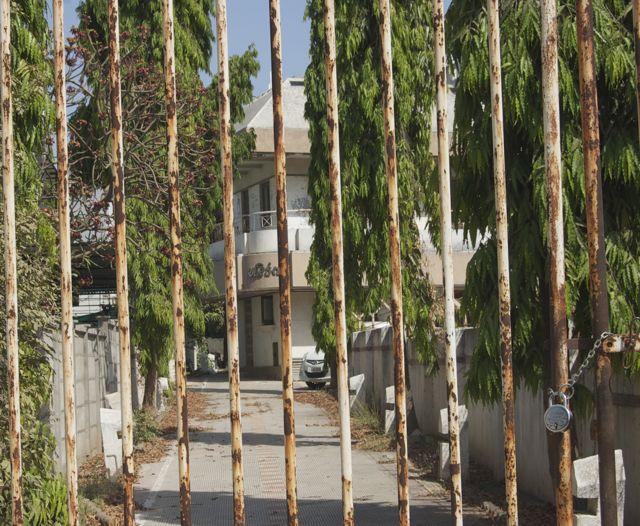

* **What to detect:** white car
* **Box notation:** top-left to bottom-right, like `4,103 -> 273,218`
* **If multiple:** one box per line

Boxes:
299,350 -> 330,389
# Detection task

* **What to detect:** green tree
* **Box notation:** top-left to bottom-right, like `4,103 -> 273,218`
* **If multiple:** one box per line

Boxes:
304,0 -> 438,370
0,0 -> 65,521
69,1 -> 258,406
447,0 -> 640,403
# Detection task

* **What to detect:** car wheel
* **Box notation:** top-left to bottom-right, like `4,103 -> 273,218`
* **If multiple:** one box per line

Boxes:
315,382 -> 326,390
306,382 -> 317,390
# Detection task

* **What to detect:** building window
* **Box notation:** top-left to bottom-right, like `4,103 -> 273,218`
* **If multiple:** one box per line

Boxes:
260,181 -> 271,212
241,190 -> 250,233
261,295 -> 274,325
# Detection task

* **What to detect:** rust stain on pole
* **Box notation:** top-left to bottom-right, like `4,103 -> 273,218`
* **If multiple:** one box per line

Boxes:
216,1 -> 246,523
432,0 -> 463,522
486,0 -> 519,523
268,1 -> 299,523
107,0 -> 135,522
322,0 -> 355,523
539,0 -> 573,521
378,1 -> 410,523
603,334 -> 640,353
575,1 -> 616,523
53,0 -> 79,523
161,0 -> 192,523
633,0 -> 640,142
1,0 -> 24,522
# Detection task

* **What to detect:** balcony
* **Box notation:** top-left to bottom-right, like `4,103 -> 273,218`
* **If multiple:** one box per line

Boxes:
210,208 -> 313,260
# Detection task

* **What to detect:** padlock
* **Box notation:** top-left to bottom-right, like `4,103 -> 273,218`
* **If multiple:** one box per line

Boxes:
544,392 -> 572,433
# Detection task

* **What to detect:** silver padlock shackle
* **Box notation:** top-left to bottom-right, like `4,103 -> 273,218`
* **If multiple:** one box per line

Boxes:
548,390 -> 569,407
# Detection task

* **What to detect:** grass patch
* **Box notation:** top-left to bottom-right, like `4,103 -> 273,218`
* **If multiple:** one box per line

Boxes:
351,402 -> 393,452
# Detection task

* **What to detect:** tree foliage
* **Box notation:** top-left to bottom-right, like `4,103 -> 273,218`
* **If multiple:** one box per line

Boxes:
304,0 -> 438,365
66,1 -> 258,401
0,0 -> 62,520
447,0 -> 640,402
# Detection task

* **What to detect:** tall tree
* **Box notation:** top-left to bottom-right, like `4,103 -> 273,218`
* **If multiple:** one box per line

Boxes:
69,0 -> 258,406
304,0 -> 438,369
447,0 -> 640,405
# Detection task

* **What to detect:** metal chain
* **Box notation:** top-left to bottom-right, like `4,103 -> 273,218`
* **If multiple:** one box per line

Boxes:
548,331 -> 611,400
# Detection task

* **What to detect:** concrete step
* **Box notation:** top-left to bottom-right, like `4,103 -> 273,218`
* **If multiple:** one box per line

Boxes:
292,358 -> 303,380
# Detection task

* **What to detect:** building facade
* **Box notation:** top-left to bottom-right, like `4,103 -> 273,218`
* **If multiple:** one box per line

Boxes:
210,78 -> 476,378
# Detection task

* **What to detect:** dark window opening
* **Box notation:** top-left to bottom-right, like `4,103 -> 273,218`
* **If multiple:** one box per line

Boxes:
261,295 -> 274,325
260,181 -> 271,212
241,190 -> 250,233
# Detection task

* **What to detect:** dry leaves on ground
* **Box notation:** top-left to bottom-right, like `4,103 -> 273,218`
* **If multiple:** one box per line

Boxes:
79,389 -> 210,524
295,388 -> 555,525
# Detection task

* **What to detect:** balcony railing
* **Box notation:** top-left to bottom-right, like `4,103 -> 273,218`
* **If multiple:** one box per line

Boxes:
212,209 -> 311,242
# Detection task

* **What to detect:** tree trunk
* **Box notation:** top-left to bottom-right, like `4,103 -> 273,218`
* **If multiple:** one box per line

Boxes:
330,352 -> 338,389
143,361 -> 158,409
404,339 -> 419,435
130,347 -> 140,411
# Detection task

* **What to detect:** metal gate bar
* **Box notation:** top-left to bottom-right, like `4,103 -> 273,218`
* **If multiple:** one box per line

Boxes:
1,0 -> 24,522
215,2 -> 246,524
53,0 -> 79,522
322,0 -> 355,523
267,1 -> 299,523
106,0 -> 135,522
377,1 -> 411,523
485,0 -> 519,523
432,0 -> 464,522
539,0 -> 573,521
634,0 -> 640,141
161,0 -> 192,522
575,0 -> 617,523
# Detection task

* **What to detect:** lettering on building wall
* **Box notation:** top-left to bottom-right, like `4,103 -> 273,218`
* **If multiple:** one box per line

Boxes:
248,262 -> 278,281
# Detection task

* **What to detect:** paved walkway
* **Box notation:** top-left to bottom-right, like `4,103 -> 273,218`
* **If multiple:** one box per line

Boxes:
135,376 -> 480,525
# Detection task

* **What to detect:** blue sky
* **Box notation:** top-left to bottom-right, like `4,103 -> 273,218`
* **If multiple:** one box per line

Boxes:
62,0 -> 310,95
62,1 -> 451,96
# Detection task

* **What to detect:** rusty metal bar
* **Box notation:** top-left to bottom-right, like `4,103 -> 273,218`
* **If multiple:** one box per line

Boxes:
53,0 -> 79,523
1,0 -> 23,522
107,0 -> 135,522
267,1 -> 299,523
575,1 -> 616,523
603,334 -> 640,353
634,0 -> 640,141
322,1 -> 355,523
161,0 -> 192,523
486,0 -> 519,523
215,1 -> 245,523
378,1 -> 410,523
432,0 -> 463,522
539,0 -> 573,521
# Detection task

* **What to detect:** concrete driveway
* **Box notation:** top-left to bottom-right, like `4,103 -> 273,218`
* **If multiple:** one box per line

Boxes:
135,376 -> 481,525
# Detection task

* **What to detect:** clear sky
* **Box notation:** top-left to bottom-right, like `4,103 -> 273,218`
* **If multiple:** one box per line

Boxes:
62,0 -> 311,95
